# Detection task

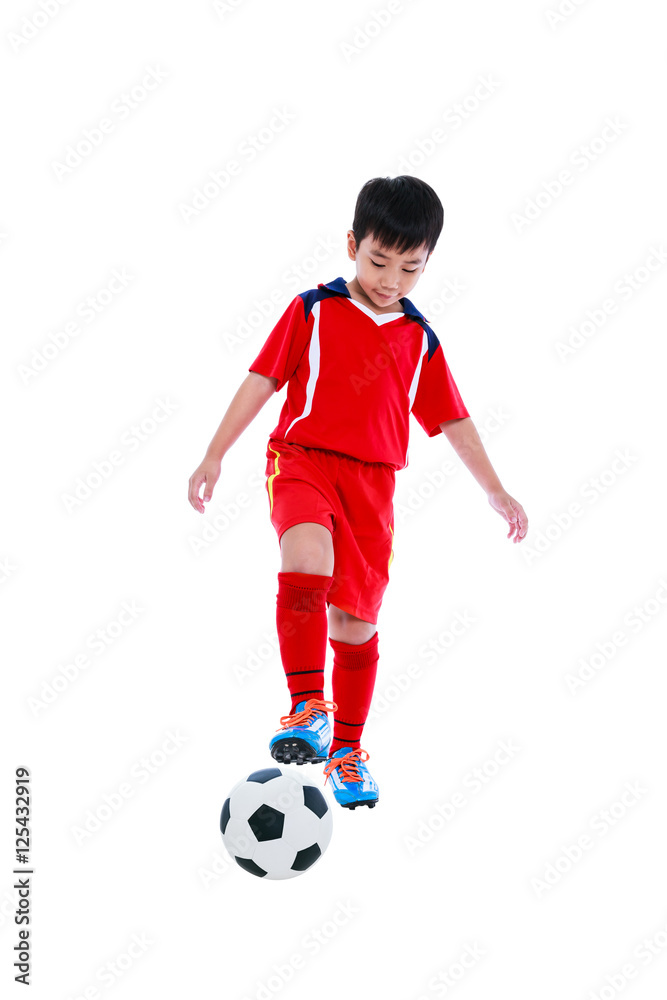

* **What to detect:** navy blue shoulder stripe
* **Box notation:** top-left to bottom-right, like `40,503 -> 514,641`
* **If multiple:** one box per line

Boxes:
302,277 -> 440,361
400,294 -> 440,362
298,284 -> 342,323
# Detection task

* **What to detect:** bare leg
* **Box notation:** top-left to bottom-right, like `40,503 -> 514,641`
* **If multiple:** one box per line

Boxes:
279,521 -> 334,575
327,604 -> 376,643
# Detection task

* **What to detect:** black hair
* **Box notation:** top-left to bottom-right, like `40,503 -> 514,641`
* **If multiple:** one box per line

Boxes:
350,175 -> 444,258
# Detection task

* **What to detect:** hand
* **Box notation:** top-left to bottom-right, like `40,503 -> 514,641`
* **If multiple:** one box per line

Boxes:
188,458 -> 221,513
487,490 -> 528,543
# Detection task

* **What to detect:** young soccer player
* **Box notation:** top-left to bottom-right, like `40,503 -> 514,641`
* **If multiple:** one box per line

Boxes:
188,175 -> 528,809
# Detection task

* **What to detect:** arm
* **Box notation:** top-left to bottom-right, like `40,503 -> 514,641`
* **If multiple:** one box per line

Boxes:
438,417 -> 502,493
188,371 -> 277,512
439,416 -> 528,543
204,370 -> 277,462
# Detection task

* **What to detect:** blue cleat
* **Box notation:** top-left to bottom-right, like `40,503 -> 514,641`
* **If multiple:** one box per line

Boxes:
323,747 -> 378,809
269,698 -> 337,765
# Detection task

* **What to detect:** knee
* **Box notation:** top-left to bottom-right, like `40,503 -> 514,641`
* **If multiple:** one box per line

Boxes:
328,606 -> 376,644
280,534 -> 334,576
282,549 -> 331,575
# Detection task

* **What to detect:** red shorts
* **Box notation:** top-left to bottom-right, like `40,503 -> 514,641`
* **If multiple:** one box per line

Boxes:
263,437 -> 396,625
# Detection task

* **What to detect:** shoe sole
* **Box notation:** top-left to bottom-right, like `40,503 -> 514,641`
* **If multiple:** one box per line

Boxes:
270,737 -> 328,765
340,797 -> 378,810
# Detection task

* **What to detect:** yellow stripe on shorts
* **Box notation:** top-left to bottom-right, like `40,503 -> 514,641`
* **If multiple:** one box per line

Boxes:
267,442 -> 281,515
388,523 -> 394,570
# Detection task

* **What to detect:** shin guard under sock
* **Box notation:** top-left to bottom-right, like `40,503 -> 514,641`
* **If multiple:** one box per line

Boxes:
276,571 -> 333,713
329,631 -> 379,753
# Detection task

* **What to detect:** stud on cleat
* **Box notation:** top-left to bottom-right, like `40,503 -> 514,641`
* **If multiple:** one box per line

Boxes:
268,701 -> 337,766
341,797 -> 378,809
270,737 -> 328,764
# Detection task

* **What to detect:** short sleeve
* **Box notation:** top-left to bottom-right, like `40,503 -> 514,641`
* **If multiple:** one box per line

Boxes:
248,294 -> 312,393
411,341 -> 469,437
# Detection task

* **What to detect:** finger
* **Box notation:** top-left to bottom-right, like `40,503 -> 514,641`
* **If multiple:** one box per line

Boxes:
188,477 -> 198,508
507,501 -> 528,541
189,475 -> 205,512
516,508 -> 528,538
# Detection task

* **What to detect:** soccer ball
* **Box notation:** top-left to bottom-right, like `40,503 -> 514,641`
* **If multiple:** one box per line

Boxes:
220,766 -> 333,879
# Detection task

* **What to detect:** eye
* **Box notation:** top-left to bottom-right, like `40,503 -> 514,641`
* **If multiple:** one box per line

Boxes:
370,259 -> 417,273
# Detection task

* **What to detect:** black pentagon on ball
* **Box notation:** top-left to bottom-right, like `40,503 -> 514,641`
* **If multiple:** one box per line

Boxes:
247,767 -> 283,783
303,784 -> 328,818
235,856 -> 268,878
220,797 -> 231,834
291,843 -> 321,871
248,803 -> 285,841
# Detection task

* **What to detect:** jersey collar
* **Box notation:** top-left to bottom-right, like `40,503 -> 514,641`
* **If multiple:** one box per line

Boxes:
319,277 -> 438,359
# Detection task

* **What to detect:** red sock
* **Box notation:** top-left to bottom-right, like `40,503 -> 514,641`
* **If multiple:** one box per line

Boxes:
276,571 -> 333,713
329,632 -> 379,753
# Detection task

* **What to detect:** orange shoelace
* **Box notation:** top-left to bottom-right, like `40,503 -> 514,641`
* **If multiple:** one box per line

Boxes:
323,748 -> 370,784
276,698 -> 338,732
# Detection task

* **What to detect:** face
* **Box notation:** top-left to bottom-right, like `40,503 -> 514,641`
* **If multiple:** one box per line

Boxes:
347,231 -> 431,311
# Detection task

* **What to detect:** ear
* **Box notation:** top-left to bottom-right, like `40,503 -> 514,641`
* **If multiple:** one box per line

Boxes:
346,230 -> 356,259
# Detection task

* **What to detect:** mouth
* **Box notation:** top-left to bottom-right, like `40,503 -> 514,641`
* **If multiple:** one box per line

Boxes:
376,291 -> 396,301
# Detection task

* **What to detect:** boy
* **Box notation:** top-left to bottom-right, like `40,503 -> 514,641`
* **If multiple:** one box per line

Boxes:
188,175 -> 528,810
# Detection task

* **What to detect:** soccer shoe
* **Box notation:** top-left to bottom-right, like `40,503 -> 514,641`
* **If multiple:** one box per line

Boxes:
269,698 -> 338,765
322,747 -> 378,809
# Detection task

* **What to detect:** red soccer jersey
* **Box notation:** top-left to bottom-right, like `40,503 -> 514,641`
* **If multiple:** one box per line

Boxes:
248,276 -> 469,471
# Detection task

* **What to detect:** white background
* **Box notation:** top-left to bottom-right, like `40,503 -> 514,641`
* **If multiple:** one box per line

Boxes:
2,1 -> 667,998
